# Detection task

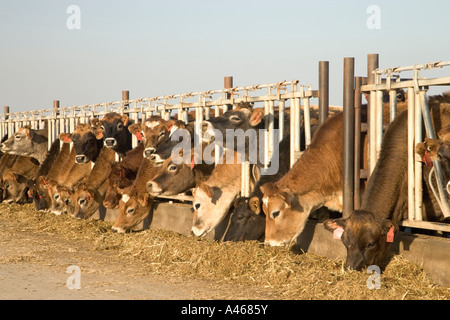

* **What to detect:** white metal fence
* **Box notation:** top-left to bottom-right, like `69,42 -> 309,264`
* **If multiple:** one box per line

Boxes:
361,60 -> 450,232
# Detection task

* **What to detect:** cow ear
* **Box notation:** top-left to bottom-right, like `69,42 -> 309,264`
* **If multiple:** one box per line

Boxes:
90,118 -> 101,129
323,218 -> 347,233
121,115 -> 129,126
198,181 -> 213,198
382,219 -> 398,242
249,196 -> 261,215
59,133 -> 72,143
128,123 -> 142,135
249,108 -> 264,127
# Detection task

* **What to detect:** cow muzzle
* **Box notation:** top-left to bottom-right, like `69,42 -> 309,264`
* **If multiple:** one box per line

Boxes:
144,147 -> 156,158
104,138 -> 117,148
75,154 -> 88,164
146,181 -> 162,196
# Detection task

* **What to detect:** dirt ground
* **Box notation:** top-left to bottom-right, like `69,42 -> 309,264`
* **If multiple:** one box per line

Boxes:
0,212 -> 277,300
1,203 -> 449,301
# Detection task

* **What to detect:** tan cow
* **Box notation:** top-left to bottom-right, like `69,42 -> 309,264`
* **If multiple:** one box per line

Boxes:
260,112 -> 345,247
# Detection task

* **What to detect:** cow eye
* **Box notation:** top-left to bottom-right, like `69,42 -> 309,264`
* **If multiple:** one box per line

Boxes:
54,194 -> 60,201
79,198 -> 87,205
5,184 -> 10,189
117,123 -> 123,130
159,131 -> 165,137
168,165 -> 177,171
367,241 -> 376,249
127,207 -> 135,215
100,125 -> 105,131
271,210 -> 280,219
14,135 -> 21,140
230,115 -> 240,122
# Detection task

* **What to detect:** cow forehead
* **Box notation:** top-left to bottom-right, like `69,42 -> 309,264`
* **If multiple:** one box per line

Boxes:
145,121 -> 161,129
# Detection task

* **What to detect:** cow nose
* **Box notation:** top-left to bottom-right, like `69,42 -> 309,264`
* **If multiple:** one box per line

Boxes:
75,155 -> 86,163
144,148 -> 155,158
104,138 -> 117,147
146,181 -> 153,193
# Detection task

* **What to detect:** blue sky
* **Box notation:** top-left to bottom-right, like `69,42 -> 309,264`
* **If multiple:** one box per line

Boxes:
1,0 -> 450,113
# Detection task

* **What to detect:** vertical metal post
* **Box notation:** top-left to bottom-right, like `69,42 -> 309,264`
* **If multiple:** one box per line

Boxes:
122,90 -> 130,111
224,76 -> 233,111
367,54 -> 379,175
414,92 -> 423,221
53,100 -> 60,149
343,57 -> 355,218
278,100 -> 285,141
319,61 -> 329,125
407,87 -> 416,221
354,77 -> 362,210
303,97 -> 312,148
3,106 -> 9,139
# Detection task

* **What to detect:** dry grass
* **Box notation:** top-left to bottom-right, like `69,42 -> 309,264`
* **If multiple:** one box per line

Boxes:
0,202 -> 449,300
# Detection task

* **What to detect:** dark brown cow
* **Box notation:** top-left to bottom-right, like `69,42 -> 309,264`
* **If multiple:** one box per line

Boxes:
1,126 -> 49,163
60,123 -> 104,164
92,112 -> 133,157
325,96 -> 450,270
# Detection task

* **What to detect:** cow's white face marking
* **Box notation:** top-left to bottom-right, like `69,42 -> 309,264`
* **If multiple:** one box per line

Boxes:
262,196 -> 269,206
145,121 -> 160,129
122,194 -> 130,203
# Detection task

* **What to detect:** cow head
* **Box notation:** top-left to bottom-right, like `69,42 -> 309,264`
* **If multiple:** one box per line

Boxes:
260,182 -> 311,247
31,176 -> 52,211
70,183 -> 98,219
95,112 -> 133,157
60,124 -> 103,164
111,192 -> 153,233
128,116 -> 177,158
1,126 -> 33,156
324,210 -> 398,271
146,147 -> 201,196
1,170 -> 29,204
223,196 -> 266,242
202,102 -> 264,148
103,163 -> 135,209
191,181 -> 234,237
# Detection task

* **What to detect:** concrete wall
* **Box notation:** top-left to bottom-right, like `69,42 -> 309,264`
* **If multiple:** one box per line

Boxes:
95,201 -> 450,287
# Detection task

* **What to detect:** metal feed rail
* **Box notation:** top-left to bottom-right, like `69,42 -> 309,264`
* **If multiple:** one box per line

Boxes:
361,60 -> 450,232
0,80 -> 319,202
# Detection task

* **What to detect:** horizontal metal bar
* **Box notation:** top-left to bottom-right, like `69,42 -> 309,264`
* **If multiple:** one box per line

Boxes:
374,61 -> 450,75
361,76 -> 450,92
399,220 -> 450,233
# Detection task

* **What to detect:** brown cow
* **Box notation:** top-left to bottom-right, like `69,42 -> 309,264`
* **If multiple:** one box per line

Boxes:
112,157 -> 160,233
146,145 -> 215,197
260,112 -> 345,247
60,123 -> 104,164
71,146 -> 116,219
1,126 -> 49,163
103,143 -> 144,209
91,112 -> 133,157
128,116 -> 178,158
324,95 -> 450,270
